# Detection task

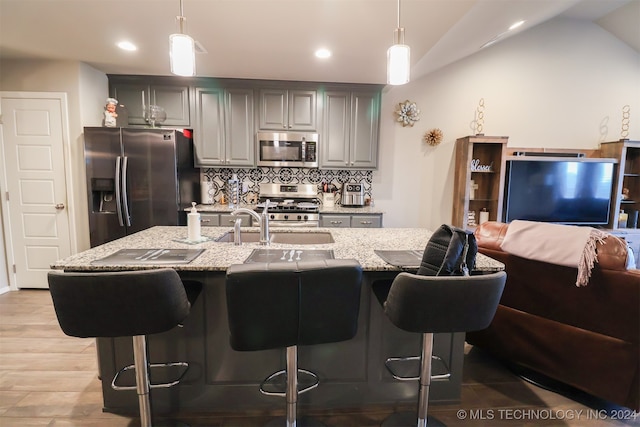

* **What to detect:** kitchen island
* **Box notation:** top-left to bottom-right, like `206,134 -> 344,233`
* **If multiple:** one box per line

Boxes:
51,226 -> 503,416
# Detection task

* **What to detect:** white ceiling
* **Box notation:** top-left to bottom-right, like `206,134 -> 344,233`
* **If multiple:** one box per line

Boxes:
0,0 -> 637,85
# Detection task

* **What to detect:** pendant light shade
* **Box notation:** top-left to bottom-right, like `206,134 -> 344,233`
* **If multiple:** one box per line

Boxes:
170,32 -> 196,76
170,0 -> 196,77
387,1 -> 410,85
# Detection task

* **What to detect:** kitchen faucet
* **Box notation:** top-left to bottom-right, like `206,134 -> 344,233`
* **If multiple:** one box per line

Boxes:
231,199 -> 270,245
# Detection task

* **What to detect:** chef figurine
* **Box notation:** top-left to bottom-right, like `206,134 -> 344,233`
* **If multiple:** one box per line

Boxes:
103,98 -> 118,127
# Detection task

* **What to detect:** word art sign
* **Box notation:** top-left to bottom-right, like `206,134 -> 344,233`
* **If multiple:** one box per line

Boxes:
470,159 -> 493,172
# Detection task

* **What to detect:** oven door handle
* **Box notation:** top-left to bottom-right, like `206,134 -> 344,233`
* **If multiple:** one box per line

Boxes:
269,221 -> 319,227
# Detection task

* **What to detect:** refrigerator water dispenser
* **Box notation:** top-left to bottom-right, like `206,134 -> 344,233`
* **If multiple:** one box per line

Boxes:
91,178 -> 116,213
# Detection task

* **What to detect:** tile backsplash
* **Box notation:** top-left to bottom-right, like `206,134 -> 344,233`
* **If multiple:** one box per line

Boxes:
201,167 -> 372,204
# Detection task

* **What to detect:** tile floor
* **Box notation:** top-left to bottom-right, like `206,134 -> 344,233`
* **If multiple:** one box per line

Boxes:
0,289 -> 638,427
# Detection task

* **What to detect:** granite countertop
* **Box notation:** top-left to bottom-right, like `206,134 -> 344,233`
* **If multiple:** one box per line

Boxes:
194,203 -> 385,215
51,226 -> 503,272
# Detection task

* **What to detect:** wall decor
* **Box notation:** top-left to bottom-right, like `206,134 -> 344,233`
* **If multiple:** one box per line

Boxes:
474,98 -> 485,135
395,100 -> 420,127
621,104 -> 630,139
423,128 -> 443,146
470,158 -> 493,172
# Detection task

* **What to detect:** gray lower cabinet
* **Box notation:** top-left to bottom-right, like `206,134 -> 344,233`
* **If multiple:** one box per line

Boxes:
259,88 -> 317,131
193,87 -> 254,167
110,78 -> 190,127
351,215 -> 383,228
320,213 -> 382,228
321,214 -> 351,228
200,212 -> 252,227
321,90 -> 380,169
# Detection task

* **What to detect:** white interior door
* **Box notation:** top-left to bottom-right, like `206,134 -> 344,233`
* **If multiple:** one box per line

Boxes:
0,94 -> 72,289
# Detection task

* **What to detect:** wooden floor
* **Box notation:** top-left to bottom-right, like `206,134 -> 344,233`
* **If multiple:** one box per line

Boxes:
0,289 -> 638,427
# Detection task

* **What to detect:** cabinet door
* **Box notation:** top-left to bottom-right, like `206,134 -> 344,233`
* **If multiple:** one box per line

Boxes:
150,85 -> 190,126
259,89 -> 287,130
225,89 -> 255,167
289,90 -> 316,131
350,91 -> 379,168
111,82 -> 147,125
259,88 -> 317,131
320,214 -> 351,228
194,87 -> 226,166
351,215 -> 382,228
321,91 -> 351,168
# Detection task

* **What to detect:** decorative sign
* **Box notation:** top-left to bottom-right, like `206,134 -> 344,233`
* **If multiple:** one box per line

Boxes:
470,159 -> 493,172
467,211 -> 477,227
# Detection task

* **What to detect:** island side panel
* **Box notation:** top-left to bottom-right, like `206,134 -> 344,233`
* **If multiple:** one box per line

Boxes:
96,270 -> 464,414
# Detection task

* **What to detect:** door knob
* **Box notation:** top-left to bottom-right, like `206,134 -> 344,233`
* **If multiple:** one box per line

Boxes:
55,203 -> 65,210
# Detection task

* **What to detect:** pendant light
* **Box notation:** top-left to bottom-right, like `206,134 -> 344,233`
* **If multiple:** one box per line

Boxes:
170,0 -> 196,77
387,0 -> 410,85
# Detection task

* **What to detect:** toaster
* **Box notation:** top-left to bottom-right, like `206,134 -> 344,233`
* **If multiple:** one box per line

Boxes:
341,182 -> 365,206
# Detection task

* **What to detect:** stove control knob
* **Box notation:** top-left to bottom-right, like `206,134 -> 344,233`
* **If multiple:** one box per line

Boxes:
297,215 -> 302,220
284,215 -> 289,220
270,214 -> 275,220
304,215 -> 309,220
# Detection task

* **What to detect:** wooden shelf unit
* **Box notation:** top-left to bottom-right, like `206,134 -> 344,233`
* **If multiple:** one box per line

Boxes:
599,139 -> 640,230
452,135 -> 508,229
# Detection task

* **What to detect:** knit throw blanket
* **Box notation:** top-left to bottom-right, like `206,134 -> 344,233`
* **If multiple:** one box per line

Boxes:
500,220 -> 609,287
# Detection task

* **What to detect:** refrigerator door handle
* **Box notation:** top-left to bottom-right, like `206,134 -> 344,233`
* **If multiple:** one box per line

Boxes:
115,156 -> 125,226
122,156 -> 132,226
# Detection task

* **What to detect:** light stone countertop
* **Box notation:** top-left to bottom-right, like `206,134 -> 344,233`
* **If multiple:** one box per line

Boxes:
51,226 -> 503,272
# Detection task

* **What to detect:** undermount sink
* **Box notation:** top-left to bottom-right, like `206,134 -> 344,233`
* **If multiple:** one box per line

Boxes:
216,231 -> 334,245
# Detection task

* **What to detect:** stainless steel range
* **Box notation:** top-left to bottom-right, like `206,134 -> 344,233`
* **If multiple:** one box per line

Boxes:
256,183 -> 320,227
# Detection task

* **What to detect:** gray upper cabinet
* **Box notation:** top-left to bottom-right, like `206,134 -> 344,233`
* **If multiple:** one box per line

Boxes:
259,89 -> 317,131
321,90 -> 380,169
193,87 -> 254,167
110,78 -> 190,127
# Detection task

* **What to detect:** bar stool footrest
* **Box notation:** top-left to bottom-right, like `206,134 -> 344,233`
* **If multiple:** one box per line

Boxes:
259,368 -> 319,397
111,362 -> 189,391
384,355 -> 451,381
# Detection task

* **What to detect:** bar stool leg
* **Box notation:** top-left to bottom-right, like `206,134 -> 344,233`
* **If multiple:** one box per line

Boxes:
132,335 -> 152,427
286,345 -> 298,427
417,333 -> 433,427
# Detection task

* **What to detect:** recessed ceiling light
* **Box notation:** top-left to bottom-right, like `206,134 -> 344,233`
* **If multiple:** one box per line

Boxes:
315,48 -> 331,59
117,41 -> 137,51
509,20 -> 525,31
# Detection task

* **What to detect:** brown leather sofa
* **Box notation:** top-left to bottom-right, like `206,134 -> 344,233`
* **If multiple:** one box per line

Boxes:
466,221 -> 640,411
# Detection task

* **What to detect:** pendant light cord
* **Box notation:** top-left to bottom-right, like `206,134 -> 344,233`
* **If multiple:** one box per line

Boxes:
397,0 -> 401,29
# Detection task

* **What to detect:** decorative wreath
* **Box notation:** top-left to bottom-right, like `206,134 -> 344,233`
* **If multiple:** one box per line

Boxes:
395,100 -> 420,127
423,128 -> 443,146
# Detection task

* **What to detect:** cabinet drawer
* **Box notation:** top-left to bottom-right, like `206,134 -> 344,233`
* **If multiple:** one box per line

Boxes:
220,214 -> 252,227
321,215 -> 351,228
200,214 -> 220,226
351,215 -> 382,228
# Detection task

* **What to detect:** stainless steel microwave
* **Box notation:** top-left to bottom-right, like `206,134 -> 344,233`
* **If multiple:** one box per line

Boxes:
257,132 -> 318,168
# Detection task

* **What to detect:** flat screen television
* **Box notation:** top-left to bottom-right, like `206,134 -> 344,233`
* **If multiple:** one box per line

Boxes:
504,157 -> 615,225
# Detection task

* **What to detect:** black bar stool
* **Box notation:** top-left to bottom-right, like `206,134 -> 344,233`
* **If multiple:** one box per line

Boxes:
380,271 -> 506,427
225,259 -> 363,427
48,268 -> 201,427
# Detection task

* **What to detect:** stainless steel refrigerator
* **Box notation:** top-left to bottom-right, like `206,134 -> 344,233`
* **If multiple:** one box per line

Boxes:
84,127 -> 200,247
